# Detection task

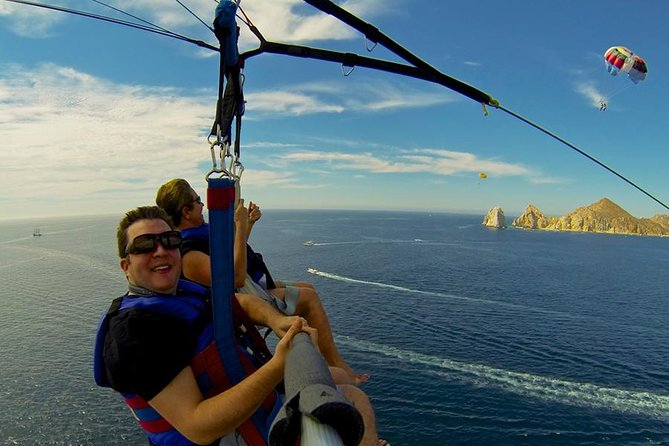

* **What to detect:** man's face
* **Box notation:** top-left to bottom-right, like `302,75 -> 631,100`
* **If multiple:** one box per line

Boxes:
187,187 -> 206,227
120,218 -> 181,294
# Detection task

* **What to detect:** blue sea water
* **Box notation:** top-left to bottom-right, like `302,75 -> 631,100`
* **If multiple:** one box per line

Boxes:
1,210 -> 668,445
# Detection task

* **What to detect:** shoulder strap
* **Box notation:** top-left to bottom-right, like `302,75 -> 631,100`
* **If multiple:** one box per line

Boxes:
231,296 -> 272,366
92,296 -> 124,387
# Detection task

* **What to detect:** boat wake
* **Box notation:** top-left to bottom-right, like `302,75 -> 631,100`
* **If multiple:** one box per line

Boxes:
336,335 -> 669,420
307,268 -> 562,315
303,239 -> 469,248
306,268 -> 669,338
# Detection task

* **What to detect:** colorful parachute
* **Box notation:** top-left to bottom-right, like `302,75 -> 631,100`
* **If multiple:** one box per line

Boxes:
604,46 -> 647,84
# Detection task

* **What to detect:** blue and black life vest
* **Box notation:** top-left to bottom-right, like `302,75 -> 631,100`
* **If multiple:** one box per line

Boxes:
93,279 -> 280,445
180,224 -> 276,290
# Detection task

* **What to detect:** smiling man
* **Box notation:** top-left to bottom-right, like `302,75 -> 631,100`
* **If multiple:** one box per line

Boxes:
93,205 -> 385,446
94,206 -> 304,445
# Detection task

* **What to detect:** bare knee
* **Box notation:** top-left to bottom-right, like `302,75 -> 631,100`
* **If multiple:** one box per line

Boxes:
296,288 -> 323,312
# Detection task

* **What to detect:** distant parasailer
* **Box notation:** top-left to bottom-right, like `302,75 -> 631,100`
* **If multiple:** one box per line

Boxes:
599,46 -> 647,110
479,172 -> 488,179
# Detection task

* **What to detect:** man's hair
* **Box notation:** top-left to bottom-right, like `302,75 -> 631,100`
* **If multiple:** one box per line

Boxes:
116,206 -> 174,258
155,178 -> 194,227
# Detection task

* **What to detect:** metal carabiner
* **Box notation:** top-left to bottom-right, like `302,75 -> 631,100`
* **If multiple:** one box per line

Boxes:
341,64 -> 355,77
365,37 -> 377,52
205,139 -> 233,180
232,159 -> 244,180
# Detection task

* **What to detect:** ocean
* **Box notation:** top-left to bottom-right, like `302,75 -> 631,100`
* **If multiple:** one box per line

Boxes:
1,210 -> 668,445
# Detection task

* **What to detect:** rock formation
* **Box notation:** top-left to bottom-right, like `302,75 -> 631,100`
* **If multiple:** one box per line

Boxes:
483,207 -> 507,228
649,214 -> 669,229
512,198 -> 669,237
511,204 -> 556,229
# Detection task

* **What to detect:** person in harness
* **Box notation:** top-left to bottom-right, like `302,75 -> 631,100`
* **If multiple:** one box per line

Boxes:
94,205 -> 384,445
155,178 -> 367,385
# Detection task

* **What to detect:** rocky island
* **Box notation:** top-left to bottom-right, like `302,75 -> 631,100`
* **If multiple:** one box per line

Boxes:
482,207 -> 507,228
511,198 -> 669,237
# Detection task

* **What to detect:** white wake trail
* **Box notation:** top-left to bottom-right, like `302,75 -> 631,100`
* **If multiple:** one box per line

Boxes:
337,335 -> 669,420
308,268 -> 520,307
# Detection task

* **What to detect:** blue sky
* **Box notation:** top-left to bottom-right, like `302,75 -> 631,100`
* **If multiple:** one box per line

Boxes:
1,0 -> 668,220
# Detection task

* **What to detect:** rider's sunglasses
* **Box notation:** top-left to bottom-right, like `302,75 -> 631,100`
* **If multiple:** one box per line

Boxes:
125,231 -> 182,256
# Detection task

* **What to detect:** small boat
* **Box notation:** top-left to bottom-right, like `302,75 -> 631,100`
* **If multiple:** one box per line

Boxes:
33,227 -> 42,237
303,240 -> 315,246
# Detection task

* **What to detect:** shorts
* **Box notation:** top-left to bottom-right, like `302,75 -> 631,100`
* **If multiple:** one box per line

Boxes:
274,279 -> 300,288
238,276 -> 299,316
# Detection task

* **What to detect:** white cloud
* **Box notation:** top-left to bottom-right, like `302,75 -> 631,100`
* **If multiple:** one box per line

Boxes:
0,62 -> 463,219
237,0 -> 392,45
238,168 -> 297,187
243,141 -> 303,149
0,63 -> 214,217
528,175 -> 569,185
247,80 -> 457,117
2,0 -> 394,47
0,1 -> 66,37
575,82 -> 606,109
245,90 -> 345,116
279,147 -> 535,178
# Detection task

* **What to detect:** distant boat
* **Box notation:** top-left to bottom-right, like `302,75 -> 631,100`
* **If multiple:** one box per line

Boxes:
303,240 -> 315,246
33,227 -> 42,237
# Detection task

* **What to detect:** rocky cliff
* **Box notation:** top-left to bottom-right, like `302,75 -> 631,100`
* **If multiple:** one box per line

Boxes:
482,207 -> 507,228
511,204 -> 556,229
512,198 -> 669,237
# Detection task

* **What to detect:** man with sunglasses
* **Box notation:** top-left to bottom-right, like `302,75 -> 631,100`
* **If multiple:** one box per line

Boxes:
94,206 -> 385,446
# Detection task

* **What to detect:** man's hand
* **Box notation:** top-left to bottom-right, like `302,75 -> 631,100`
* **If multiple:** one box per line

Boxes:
234,199 -> 249,232
248,201 -> 262,225
273,317 -> 308,361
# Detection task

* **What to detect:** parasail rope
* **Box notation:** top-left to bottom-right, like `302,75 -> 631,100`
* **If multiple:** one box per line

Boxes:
497,105 -> 669,211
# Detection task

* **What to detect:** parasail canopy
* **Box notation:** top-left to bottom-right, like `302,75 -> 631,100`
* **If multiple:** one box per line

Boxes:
604,46 -> 648,84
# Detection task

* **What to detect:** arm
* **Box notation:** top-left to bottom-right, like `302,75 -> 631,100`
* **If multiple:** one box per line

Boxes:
245,201 -> 262,242
233,200 -> 249,289
182,250 -> 213,287
149,319 -> 306,445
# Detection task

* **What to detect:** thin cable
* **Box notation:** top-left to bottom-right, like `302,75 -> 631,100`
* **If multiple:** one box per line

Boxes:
87,0 -> 178,37
3,0 -> 219,51
174,0 -> 213,32
497,105 -> 669,211
236,4 -> 254,28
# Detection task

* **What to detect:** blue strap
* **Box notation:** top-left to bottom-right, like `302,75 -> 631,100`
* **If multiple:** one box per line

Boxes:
206,177 -> 246,385
207,178 -> 272,440
214,0 -> 239,67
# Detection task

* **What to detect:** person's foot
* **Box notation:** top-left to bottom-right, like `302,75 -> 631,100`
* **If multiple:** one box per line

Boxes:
354,373 -> 370,385
334,361 -> 369,385
378,439 -> 391,446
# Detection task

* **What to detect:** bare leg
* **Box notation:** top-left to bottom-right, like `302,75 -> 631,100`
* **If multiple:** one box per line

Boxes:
338,384 -> 388,446
329,366 -> 356,385
270,287 -> 369,384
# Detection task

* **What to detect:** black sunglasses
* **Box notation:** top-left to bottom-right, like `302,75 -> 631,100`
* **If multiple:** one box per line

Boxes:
126,231 -> 182,256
